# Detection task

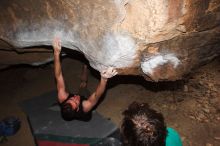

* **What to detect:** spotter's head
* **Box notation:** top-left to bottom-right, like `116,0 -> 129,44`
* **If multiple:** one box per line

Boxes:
121,102 -> 167,146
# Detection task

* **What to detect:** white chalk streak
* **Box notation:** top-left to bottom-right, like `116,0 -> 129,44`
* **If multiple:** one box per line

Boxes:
141,53 -> 180,74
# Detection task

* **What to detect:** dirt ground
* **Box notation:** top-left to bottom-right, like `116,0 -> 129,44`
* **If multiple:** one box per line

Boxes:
0,56 -> 219,146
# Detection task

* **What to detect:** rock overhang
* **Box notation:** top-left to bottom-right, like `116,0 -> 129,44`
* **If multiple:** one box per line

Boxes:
0,0 -> 219,81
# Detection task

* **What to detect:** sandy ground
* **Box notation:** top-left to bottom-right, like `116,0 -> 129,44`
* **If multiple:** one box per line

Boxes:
0,55 -> 219,146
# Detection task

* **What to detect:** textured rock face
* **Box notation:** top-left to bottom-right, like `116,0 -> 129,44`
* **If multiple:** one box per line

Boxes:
0,0 -> 220,81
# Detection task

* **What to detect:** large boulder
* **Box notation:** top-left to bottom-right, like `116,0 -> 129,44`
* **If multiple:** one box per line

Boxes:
0,0 -> 219,81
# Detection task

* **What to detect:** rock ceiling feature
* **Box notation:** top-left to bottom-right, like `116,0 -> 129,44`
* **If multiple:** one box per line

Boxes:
0,0 -> 220,81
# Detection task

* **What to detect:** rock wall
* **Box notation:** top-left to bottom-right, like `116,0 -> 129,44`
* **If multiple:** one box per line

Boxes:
0,0 -> 219,81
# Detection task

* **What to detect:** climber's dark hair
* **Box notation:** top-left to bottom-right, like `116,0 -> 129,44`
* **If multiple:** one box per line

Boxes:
60,96 -> 92,121
60,98 -> 77,121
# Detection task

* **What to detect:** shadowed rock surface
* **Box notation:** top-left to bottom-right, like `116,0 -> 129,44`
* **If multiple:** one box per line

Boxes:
0,0 -> 220,81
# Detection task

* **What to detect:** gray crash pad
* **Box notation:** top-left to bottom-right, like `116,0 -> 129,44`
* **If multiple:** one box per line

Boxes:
20,90 -> 119,145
